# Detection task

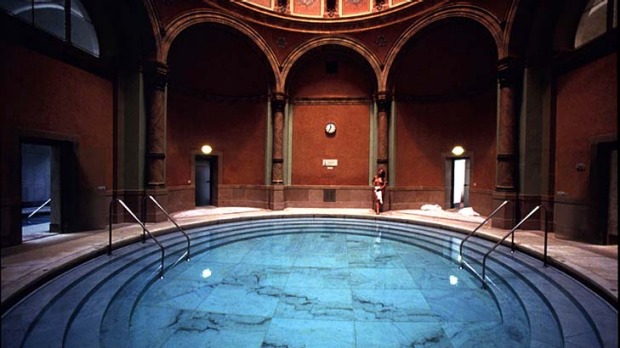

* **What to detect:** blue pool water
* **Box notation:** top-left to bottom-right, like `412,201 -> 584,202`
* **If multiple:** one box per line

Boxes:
132,233 -> 513,347
2,217 -> 617,347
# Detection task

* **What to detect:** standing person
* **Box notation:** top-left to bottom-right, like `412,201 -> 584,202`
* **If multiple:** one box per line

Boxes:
372,168 -> 387,214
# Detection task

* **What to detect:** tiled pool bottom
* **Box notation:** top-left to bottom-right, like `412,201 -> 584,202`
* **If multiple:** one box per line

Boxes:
131,233 -> 516,347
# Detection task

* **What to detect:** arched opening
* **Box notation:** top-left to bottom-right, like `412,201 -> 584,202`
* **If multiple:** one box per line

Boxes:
286,44 -> 377,186
391,18 -> 498,211
574,0 -> 617,48
166,23 -> 274,208
0,0 -> 99,56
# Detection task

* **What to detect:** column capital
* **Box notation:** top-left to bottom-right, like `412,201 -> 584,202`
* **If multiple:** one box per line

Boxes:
497,56 -> 523,87
374,91 -> 391,111
144,61 -> 169,91
271,93 -> 287,112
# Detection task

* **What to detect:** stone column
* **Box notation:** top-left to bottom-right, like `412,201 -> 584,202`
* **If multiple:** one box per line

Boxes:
270,93 -> 286,210
493,57 -> 523,228
496,57 -> 521,191
375,92 -> 390,209
143,61 -> 169,221
144,61 -> 168,188
376,92 -> 390,167
271,93 -> 286,185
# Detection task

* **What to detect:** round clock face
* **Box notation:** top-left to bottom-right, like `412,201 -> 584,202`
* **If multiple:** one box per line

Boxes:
325,122 -> 336,134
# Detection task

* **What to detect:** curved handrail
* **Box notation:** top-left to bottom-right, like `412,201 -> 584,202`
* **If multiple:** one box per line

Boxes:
458,200 -> 508,268
481,205 -> 541,288
144,194 -> 191,263
108,198 -> 165,279
27,198 -> 51,219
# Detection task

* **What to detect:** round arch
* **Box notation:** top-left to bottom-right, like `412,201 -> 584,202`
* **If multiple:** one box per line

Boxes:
384,4 -> 504,89
159,9 -> 281,89
280,37 -> 384,93
140,0 -> 164,61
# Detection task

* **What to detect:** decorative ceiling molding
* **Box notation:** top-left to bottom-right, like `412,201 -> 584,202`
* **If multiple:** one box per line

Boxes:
206,0 -> 448,33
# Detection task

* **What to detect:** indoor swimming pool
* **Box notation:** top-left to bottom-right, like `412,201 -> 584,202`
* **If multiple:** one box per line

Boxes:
1,217 -> 617,347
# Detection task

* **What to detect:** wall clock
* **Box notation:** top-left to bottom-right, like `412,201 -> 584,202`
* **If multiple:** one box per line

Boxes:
325,122 -> 337,135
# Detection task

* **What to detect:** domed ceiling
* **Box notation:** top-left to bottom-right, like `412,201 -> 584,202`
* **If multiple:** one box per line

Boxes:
237,0 -> 423,19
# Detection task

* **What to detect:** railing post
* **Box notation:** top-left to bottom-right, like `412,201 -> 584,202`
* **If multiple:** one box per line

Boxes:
459,200 -> 508,268
141,193 -> 147,243
543,204 -> 548,267
108,198 -> 114,255
147,195 -> 191,262
27,198 -> 51,219
108,197 -> 166,279
481,205 -> 540,289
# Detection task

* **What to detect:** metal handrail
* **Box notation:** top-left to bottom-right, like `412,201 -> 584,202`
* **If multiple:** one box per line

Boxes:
481,205 -> 541,288
459,200 -> 508,268
144,194 -> 190,263
108,198 -> 165,279
27,198 -> 51,219
542,204 -> 549,267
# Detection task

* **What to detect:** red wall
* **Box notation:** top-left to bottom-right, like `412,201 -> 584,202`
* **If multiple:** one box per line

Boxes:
288,48 -> 375,186
166,92 -> 267,186
395,92 -> 496,190
0,41 -> 113,238
0,41 -> 114,190
291,104 -> 370,185
555,53 -> 618,199
165,23 -> 272,190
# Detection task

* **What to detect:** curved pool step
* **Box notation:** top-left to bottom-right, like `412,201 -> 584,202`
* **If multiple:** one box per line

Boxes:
64,221 -> 310,347
64,224 -> 279,348
2,229 -> 192,348
341,221 -> 563,346
18,239 -> 180,347
482,244 -> 617,347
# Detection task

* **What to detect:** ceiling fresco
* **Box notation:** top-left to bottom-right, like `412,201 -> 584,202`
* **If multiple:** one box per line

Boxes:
240,0 -> 422,19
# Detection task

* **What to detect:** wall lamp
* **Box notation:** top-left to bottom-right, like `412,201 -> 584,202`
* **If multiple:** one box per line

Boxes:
451,146 -> 465,156
201,145 -> 213,154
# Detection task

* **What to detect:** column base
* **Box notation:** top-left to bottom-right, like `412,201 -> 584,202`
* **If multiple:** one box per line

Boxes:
491,192 -> 545,231
143,188 -> 169,223
490,192 -> 518,229
269,185 -> 285,210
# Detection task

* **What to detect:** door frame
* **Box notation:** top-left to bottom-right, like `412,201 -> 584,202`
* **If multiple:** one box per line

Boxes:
591,140 -> 617,244
444,154 -> 472,209
20,135 -> 78,239
192,152 -> 221,207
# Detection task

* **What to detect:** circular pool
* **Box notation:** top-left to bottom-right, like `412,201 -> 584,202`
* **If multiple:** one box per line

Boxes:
2,217 -> 617,347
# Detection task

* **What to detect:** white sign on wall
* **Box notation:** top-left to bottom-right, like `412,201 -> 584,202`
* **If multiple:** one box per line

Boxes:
322,159 -> 338,168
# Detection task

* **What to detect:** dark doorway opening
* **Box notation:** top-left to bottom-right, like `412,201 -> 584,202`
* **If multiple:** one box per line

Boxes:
21,143 -> 59,241
592,142 -> 617,245
195,155 -> 218,207
20,139 -> 77,241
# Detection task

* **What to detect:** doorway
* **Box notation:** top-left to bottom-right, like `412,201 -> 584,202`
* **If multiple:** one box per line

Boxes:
449,158 -> 470,208
21,143 -> 60,240
195,155 -> 217,207
593,142 -> 617,244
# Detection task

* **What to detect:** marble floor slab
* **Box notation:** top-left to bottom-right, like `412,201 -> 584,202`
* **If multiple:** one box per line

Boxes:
127,233 -> 528,347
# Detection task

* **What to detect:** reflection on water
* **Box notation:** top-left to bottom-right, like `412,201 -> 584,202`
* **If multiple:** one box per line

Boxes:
450,275 -> 459,286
